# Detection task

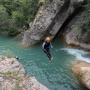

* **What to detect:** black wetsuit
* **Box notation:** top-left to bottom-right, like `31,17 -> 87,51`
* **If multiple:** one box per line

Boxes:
42,41 -> 52,60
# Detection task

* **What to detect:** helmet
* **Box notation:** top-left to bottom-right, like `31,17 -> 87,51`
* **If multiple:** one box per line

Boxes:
45,37 -> 51,42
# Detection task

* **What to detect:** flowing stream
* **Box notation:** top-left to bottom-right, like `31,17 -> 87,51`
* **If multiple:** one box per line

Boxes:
0,35 -> 90,90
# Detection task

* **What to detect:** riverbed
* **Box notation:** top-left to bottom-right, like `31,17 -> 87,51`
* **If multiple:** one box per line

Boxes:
0,36 -> 89,90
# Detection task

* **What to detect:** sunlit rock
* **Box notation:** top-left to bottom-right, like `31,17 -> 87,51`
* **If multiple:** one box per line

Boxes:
0,56 -> 48,90
72,60 -> 90,89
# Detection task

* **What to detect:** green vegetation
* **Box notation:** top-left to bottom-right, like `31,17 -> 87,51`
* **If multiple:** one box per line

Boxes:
0,0 -> 39,36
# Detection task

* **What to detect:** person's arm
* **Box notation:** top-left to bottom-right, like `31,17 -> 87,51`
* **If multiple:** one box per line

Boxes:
42,42 -> 45,49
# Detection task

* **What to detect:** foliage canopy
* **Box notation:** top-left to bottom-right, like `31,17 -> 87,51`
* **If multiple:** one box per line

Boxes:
0,0 -> 39,36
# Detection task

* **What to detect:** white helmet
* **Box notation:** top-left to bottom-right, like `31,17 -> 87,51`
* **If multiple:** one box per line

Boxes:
45,37 -> 51,42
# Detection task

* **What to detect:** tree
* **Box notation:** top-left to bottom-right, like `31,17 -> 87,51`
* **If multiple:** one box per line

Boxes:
12,11 -> 25,27
0,5 -> 9,30
0,0 -> 39,36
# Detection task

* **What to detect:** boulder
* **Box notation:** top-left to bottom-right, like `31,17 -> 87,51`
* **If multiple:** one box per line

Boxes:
0,56 -> 48,90
65,28 -> 90,50
72,60 -> 90,89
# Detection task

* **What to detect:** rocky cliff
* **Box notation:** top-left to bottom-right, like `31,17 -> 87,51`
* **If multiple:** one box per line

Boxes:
22,0 -> 85,47
65,0 -> 90,50
0,56 -> 48,90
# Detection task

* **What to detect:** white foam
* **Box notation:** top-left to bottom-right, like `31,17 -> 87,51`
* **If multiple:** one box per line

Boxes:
61,48 -> 90,63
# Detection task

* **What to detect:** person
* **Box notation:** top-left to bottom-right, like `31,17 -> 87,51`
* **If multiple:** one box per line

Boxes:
15,56 -> 19,60
15,56 -> 22,60
42,37 -> 53,61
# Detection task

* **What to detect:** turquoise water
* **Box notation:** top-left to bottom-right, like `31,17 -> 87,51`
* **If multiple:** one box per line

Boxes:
0,36 -> 89,90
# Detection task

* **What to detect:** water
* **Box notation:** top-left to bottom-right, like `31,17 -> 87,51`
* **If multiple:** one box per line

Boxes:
0,36 -> 90,90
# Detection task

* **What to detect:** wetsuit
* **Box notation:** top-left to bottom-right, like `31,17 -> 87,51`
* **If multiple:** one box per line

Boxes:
42,41 -> 52,60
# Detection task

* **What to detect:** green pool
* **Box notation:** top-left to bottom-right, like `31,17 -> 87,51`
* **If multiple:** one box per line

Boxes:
0,35 -> 89,90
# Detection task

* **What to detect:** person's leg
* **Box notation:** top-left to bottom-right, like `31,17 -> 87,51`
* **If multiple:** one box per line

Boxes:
43,49 -> 52,61
46,49 -> 52,60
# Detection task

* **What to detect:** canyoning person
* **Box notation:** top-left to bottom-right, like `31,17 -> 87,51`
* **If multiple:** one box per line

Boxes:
15,56 -> 20,60
42,37 -> 53,61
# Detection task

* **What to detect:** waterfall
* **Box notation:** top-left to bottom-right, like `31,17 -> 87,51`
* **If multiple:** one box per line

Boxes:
61,48 -> 90,63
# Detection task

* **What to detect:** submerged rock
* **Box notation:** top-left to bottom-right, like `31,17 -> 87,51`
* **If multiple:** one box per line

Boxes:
0,56 -> 48,90
72,60 -> 90,89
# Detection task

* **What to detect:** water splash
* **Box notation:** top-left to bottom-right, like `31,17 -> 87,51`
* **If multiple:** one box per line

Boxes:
60,48 -> 90,63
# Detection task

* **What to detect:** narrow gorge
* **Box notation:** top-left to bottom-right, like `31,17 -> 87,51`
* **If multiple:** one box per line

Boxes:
0,0 -> 90,90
